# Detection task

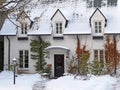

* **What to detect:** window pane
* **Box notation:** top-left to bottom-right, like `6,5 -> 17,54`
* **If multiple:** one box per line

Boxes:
95,26 -> 98,33
60,27 -> 62,33
99,26 -> 101,33
19,51 -> 23,68
100,50 -> 104,67
60,23 -> 62,26
21,24 -> 24,34
94,50 -> 98,60
99,22 -> 101,25
25,64 -> 28,68
95,21 -> 102,33
25,24 -> 27,34
56,22 -> 62,34
25,51 -> 29,68
19,50 -> 29,68
56,27 -> 58,33
100,50 -> 104,63
95,22 -> 97,25
56,23 -> 58,26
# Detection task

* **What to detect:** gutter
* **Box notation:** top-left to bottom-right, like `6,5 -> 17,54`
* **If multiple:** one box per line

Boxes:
6,36 -> 10,70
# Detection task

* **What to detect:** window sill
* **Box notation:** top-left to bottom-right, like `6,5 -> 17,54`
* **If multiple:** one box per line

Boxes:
17,68 -> 29,73
18,37 -> 28,40
53,34 -> 64,40
54,34 -> 63,37
18,68 -> 29,70
93,36 -> 104,40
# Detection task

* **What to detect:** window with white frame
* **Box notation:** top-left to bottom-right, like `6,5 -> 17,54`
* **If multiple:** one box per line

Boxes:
94,50 -> 104,64
94,21 -> 102,33
19,50 -> 29,68
21,23 -> 27,34
56,22 -> 62,34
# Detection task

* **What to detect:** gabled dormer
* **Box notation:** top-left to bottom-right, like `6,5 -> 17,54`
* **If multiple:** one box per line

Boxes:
17,10 -> 33,40
89,8 -> 107,39
51,9 -> 68,40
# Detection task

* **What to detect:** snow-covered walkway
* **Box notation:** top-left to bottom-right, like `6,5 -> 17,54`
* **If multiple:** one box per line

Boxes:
32,79 -> 50,90
116,79 -> 120,90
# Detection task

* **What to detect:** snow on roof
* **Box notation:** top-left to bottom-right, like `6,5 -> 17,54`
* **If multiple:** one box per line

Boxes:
64,19 -> 91,35
28,20 -> 52,35
3,0 -> 120,35
103,5 -> 120,34
44,46 -> 70,51
0,19 -> 17,35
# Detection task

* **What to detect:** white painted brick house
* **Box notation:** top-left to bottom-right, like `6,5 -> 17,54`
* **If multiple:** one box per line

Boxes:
0,1 -> 120,77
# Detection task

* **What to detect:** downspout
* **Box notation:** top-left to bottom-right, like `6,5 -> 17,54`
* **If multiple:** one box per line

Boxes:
6,36 -> 10,70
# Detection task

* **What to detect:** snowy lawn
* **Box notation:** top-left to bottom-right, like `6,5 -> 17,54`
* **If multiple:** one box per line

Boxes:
0,71 -> 117,90
0,71 -> 43,90
46,75 -> 117,90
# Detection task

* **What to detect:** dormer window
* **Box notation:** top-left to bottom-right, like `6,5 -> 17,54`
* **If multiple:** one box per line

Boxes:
56,22 -> 62,34
18,23 -> 28,40
89,8 -> 107,40
95,21 -> 102,33
21,23 -> 27,34
51,9 -> 68,40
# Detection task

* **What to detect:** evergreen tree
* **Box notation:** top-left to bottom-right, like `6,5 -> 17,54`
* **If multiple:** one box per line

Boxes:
78,52 -> 90,75
30,36 -> 50,72
90,59 -> 104,75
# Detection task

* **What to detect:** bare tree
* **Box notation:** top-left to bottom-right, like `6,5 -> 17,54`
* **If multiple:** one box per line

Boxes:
0,0 -> 32,28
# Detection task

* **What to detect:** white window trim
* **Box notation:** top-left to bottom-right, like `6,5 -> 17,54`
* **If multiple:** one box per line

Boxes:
54,22 -> 63,36
19,50 -> 29,69
94,49 -> 104,62
21,23 -> 27,34
93,21 -> 103,36
19,23 -> 28,37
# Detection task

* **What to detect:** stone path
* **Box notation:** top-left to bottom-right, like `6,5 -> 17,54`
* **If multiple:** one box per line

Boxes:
32,79 -> 50,90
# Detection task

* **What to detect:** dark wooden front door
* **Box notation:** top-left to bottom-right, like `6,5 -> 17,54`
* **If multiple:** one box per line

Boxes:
0,41 -> 4,72
54,54 -> 64,77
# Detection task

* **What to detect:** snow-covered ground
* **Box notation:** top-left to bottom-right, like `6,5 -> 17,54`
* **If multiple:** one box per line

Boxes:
0,71 -> 118,90
46,75 -> 117,90
0,71 -> 43,90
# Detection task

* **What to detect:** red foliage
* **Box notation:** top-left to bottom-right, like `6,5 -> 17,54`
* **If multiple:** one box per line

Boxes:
76,36 -> 81,59
75,36 -> 90,59
105,36 -> 120,68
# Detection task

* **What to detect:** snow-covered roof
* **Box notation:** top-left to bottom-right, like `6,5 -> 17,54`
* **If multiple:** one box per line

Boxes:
2,0 -> 120,35
103,5 -> 120,34
26,0 -> 120,35
44,46 -> 70,51
28,20 -> 52,35
64,20 -> 91,35
0,19 -> 17,35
